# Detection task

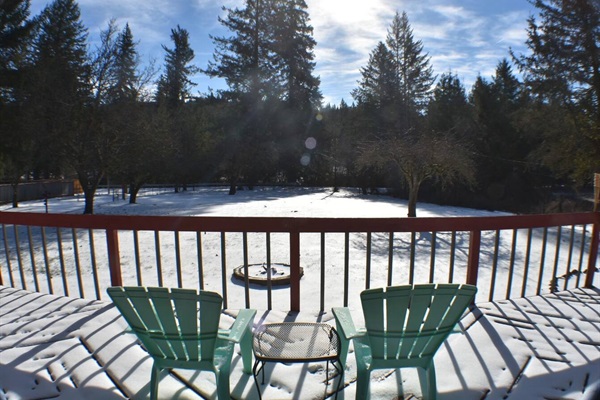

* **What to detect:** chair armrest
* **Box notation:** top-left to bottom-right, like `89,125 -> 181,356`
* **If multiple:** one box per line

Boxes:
332,307 -> 364,368
332,307 -> 364,340
223,309 -> 256,343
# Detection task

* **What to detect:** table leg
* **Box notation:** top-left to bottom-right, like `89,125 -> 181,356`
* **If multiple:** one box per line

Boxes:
332,359 -> 344,400
252,359 -> 265,400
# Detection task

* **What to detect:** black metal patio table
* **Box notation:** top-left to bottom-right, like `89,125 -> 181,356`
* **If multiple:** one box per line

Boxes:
252,322 -> 343,399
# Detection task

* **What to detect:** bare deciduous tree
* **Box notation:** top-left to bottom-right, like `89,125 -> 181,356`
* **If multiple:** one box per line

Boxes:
359,129 -> 475,217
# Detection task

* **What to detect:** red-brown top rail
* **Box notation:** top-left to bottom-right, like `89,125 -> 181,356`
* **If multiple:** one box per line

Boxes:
1,211 -> 597,232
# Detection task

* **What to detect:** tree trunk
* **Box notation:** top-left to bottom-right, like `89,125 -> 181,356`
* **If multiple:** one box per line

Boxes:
11,182 -> 19,208
407,181 -> 420,217
129,182 -> 141,204
228,173 -> 238,195
83,188 -> 95,214
80,174 -> 102,215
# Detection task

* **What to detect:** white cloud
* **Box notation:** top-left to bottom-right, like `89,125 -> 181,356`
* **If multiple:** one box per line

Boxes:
308,0 -> 394,27
432,4 -> 465,16
306,0 -> 398,103
195,0 -> 242,9
430,50 -> 469,65
492,11 -> 530,48
78,0 -> 178,21
308,0 -> 393,56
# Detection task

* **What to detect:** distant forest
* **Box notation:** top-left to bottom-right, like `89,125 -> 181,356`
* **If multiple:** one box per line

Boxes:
1,0 -> 598,215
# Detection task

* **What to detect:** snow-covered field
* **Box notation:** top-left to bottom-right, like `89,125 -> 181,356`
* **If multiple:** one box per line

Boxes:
1,186 -> 599,400
0,186 -> 597,313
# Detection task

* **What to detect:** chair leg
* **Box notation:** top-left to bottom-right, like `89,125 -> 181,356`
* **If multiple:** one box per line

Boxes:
240,327 -> 253,374
150,363 -> 160,400
356,369 -> 371,400
216,367 -> 232,400
418,365 -> 437,400
427,365 -> 437,400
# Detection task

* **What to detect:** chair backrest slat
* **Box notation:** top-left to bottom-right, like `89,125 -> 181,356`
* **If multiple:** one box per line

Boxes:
124,287 -> 176,359
150,288 -> 187,359
361,288 -> 385,358
171,289 -> 201,361
107,287 -> 166,357
384,286 -> 411,359
421,285 -> 476,358
197,291 -> 222,360
399,285 -> 433,359
411,285 -> 457,357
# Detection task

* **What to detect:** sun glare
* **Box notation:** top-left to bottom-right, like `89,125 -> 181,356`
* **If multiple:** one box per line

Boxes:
309,0 -> 392,25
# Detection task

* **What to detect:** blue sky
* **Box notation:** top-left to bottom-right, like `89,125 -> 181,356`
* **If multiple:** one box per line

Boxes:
30,0 -> 538,105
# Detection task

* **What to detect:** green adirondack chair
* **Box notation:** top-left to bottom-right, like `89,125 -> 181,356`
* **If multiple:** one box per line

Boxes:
107,286 -> 256,400
332,283 -> 477,400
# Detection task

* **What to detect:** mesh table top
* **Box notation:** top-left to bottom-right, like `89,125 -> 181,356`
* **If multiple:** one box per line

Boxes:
252,322 -> 340,363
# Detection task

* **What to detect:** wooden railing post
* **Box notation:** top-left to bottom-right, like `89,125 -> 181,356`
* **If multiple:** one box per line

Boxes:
290,231 -> 301,312
466,230 -> 481,287
584,214 -> 599,288
106,229 -> 122,287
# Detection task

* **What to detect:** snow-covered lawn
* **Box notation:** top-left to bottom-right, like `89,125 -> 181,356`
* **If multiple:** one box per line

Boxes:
0,186 -> 596,312
1,187 -> 599,399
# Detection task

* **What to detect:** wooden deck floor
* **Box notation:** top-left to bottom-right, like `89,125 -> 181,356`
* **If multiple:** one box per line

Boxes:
1,285 -> 599,399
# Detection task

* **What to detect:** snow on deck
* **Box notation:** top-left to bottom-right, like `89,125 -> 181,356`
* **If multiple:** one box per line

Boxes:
1,285 -> 599,400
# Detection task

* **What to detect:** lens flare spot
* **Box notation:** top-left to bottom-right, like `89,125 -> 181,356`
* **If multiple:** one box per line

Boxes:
315,113 -> 323,121
305,137 -> 317,150
300,154 -> 311,166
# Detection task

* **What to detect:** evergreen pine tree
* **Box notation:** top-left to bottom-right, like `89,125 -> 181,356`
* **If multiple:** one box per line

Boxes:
206,0 -> 278,101
108,23 -> 138,103
270,0 -> 321,182
386,11 -> 435,125
156,26 -> 203,192
0,0 -> 34,102
0,0 -> 35,205
353,11 -> 435,135
352,42 -> 396,109
271,0 -> 321,109
156,25 -> 198,108
351,41 -> 396,135
29,0 -> 89,179
103,23 -> 157,204
469,60 -> 540,210
206,0 -> 322,190
513,0 -> 599,184
427,72 -> 470,135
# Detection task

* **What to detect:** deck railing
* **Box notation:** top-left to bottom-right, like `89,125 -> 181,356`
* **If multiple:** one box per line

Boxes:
0,211 -> 598,312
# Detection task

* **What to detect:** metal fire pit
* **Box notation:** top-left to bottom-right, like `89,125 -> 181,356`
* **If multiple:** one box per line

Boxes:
233,263 -> 304,286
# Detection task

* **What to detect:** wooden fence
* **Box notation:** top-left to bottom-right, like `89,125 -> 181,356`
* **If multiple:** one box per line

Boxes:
0,180 -> 78,205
